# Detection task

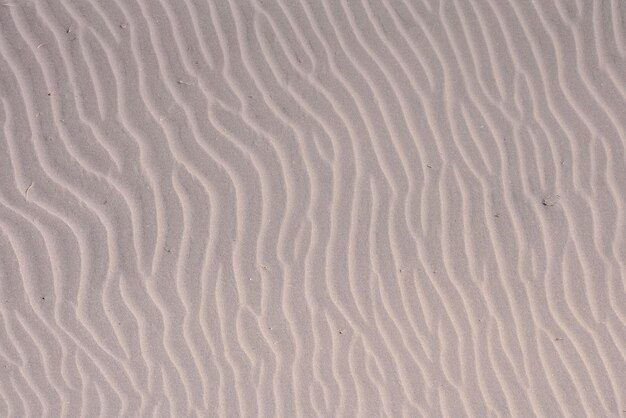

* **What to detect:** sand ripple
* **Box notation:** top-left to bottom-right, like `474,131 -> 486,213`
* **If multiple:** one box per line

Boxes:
1,0 -> 626,416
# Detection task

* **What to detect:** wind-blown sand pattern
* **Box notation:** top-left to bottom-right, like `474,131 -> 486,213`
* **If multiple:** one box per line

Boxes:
1,0 -> 626,416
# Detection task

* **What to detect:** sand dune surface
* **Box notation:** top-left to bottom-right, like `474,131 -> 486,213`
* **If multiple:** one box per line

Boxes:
1,0 -> 626,416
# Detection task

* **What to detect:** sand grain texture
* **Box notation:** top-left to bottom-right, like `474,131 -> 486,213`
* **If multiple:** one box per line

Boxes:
1,0 -> 626,416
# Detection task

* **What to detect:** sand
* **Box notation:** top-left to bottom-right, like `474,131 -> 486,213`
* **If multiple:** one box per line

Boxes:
1,0 -> 626,416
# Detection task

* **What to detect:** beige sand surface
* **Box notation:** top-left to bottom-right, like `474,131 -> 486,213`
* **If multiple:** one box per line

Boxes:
1,0 -> 626,416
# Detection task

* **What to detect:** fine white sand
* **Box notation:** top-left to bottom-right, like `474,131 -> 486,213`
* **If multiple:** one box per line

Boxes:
1,0 -> 626,416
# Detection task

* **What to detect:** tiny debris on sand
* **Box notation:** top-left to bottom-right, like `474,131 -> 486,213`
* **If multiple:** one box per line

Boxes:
542,195 -> 560,207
